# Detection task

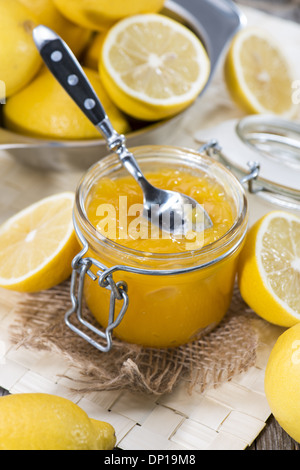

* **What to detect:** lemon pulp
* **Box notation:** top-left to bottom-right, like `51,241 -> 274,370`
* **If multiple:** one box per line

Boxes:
224,28 -> 295,116
0,192 -> 79,292
238,211 -> 300,327
100,14 -> 210,121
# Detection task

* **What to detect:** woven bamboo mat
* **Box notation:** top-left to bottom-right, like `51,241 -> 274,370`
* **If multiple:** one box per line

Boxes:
0,282 -> 286,451
0,5 -> 299,451
0,282 -> 285,450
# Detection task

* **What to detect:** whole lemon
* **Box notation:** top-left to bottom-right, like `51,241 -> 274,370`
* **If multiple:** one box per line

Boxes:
0,0 -> 42,99
83,32 -> 107,70
3,67 -> 130,140
18,0 -> 92,57
265,323 -> 300,443
53,0 -> 166,31
0,393 -> 116,450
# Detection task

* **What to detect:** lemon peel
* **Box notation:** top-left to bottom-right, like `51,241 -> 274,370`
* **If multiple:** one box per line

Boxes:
0,393 -> 116,450
265,323 -> 300,444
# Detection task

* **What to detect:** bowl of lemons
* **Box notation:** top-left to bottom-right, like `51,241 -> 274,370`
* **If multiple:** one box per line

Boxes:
0,0 -> 245,171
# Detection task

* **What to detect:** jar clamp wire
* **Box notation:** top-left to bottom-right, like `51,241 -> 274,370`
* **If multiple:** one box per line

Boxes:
196,115 -> 300,212
65,145 -> 249,352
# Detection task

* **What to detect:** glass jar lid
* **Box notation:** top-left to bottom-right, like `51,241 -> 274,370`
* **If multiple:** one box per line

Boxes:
196,115 -> 300,207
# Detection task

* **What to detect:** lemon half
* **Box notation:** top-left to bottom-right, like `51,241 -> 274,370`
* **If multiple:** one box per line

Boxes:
225,27 -> 295,117
100,14 -> 210,121
238,211 -> 300,327
0,192 -> 79,293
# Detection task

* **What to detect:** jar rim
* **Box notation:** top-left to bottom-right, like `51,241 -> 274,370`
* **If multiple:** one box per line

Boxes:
75,145 -> 248,263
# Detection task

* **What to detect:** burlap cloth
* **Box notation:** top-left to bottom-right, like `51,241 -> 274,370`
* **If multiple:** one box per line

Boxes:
9,280 -> 262,397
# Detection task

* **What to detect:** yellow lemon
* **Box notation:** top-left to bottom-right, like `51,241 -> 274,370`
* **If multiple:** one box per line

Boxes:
4,67 -> 130,140
83,32 -> 107,70
0,192 -> 79,293
53,0 -> 166,31
0,393 -> 116,450
100,14 -> 210,121
0,0 -> 41,99
18,0 -> 92,57
224,27 -> 295,117
238,211 -> 300,327
265,323 -> 300,443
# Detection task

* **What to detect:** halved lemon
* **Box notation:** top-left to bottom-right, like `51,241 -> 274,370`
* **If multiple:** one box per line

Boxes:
100,14 -> 210,121
0,192 -> 79,293
224,27 -> 296,117
238,211 -> 300,327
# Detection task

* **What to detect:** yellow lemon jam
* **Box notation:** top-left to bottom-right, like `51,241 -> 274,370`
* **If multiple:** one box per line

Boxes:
75,146 -> 248,348
87,169 -> 235,253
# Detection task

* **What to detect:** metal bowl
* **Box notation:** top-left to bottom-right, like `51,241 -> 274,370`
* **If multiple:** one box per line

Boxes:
0,0 -> 246,172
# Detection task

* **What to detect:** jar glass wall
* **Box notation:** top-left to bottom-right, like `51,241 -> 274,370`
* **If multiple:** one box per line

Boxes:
74,146 -> 248,348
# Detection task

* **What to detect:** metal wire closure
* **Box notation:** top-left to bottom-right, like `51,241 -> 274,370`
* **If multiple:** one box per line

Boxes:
65,219 -> 129,353
65,140 -> 257,353
199,138 -> 300,211
198,140 -> 261,194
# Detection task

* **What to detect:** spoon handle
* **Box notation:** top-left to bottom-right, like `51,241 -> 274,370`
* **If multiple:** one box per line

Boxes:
32,25 -> 122,146
33,25 -> 150,187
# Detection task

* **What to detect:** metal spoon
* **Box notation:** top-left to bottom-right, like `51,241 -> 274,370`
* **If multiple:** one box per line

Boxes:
33,25 -> 213,236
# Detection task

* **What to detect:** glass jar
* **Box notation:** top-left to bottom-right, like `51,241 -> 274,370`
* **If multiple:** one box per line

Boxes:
67,145 -> 248,351
196,115 -> 300,225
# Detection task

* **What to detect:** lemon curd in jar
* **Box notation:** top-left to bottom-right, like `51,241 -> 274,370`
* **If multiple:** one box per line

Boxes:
76,146 -> 248,348
87,169 -> 235,253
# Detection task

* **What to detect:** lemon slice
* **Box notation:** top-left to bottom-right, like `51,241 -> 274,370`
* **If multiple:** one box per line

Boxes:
224,28 -> 296,117
100,14 -> 210,121
0,192 -> 79,293
238,211 -> 300,327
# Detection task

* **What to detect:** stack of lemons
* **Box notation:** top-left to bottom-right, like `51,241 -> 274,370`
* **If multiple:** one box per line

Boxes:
1,0 -> 211,140
1,1 -> 296,139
